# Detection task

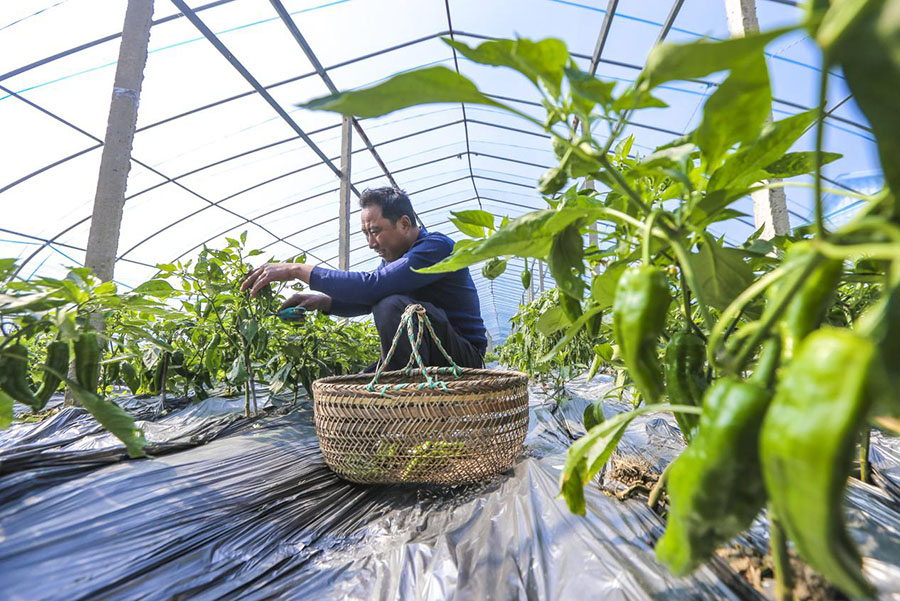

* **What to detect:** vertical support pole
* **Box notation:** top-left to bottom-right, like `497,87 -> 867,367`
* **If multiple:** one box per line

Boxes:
724,0 -> 790,239
338,115 -> 353,271
84,0 -> 154,282
538,261 -> 545,293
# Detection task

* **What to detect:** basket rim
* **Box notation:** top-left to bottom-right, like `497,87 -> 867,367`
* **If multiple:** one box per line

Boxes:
313,367 -> 528,388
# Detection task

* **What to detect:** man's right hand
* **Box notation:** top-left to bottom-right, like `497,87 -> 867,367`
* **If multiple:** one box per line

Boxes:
280,293 -> 333,313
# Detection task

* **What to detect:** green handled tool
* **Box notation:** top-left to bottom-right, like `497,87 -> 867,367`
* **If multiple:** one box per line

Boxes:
275,306 -> 307,322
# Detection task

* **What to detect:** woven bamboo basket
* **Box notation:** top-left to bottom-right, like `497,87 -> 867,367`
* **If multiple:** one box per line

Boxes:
312,305 -> 529,485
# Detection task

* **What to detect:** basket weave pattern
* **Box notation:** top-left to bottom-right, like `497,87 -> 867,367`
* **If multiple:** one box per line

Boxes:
313,369 -> 529,484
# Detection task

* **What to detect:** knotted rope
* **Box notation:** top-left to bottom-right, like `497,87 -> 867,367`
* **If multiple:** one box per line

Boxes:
366,304 -> 462,396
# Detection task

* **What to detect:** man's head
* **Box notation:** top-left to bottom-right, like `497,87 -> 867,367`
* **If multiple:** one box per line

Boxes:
359,187 -> 420,262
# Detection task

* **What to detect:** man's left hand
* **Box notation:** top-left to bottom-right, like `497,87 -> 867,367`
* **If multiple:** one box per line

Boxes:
241,263 -> 312,297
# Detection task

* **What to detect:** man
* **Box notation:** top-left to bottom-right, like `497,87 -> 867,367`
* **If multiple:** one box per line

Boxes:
241,187 -> 487,371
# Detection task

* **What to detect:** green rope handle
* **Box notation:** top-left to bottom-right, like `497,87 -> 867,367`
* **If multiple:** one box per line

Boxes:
366,304 -> 463,395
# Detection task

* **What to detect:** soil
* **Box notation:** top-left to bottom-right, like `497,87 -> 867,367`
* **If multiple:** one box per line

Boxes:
602,453 -> 848,601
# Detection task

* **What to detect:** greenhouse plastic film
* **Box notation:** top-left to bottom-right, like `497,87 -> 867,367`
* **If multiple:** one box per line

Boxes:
0,377 -> 896,600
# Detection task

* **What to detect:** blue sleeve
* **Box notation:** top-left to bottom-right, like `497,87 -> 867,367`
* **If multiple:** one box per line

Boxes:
327,298 -> 371,318
309,236 -> 452,305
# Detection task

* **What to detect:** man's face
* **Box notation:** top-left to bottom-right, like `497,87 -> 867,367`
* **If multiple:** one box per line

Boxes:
361,205 -> 413,263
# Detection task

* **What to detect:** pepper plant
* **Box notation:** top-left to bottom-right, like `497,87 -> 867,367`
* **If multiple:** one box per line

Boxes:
300,0 -> 900,597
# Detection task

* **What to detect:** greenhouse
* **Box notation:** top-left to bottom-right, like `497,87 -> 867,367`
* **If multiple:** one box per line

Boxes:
1,0 -> 899,599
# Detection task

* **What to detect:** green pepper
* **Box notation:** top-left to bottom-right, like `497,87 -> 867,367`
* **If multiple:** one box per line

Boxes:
613,266 -> 670,404
34,340 -> 70,407
121,361 -> 141,394
664,330 -> 708,440
0,344 -> 42,410
768,244 -> 842,360
760,328 -> 876,599
73,332 -> 101,393
655,374 -> 771,575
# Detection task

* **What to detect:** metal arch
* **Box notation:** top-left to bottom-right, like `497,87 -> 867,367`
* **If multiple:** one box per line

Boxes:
169,0 -> 356,195
0,0 -> 240,83
170,186 -> 340,264
443,0 -> 485,213
1,85 -> 334,276
0,226 -> 158,271
657,0 -> 686,45
266,0 -> 402,196
133,31 -> 452,135
590,0 -> 620,75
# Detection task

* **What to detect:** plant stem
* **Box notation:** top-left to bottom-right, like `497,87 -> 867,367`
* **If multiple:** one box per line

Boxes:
160,351 -> 168,406
707,265 -> 793,371
770,506 -> 795,601
643,210 -> 661,265
599,155 -> 652,215
243,381 -> 250,418
859,428 -> 871,484
648,460 -> 673,511
665,235 -> 714,331
730,256 -> 822,373
814,59 -> 830,239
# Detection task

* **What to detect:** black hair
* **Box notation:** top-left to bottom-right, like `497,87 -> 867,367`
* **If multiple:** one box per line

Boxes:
359,187 -> 417,226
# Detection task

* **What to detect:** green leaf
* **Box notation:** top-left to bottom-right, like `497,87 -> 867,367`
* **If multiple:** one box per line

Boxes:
707,110 -> 817,193
559,406 -> 656,515
549,224 -> 585,300
481,257 -> 508,280
446,37 -> 569,98
565,67 -> 616,107
815,0 -> 875,49
0,390 -> 12,429
639,143 -> 695,172
67,382 -> 147,458
131,279 -> 178,298
227,357 -> 249,386
119,325 -> 175,352
416,208 -> 597,274
640,27 -> 793,90
590,263 -> 626,309
612,89 -> 668,113
299,66 -> 504,118
535,305 -> 571,336
583,400 -> 606,431
690,231 -> 755,311
539,304 -> 604,364
239,318 -> 259,346
450,211 -> 494,238
452,209 -> 495,229
763,151 -> 842,178
830,0 -> 900,196
696,53 -> 771,168
94,281 -> 118,296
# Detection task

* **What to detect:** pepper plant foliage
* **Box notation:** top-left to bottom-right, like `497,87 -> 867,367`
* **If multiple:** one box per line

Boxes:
0,236 -> 379,457
302,1 -> 900,597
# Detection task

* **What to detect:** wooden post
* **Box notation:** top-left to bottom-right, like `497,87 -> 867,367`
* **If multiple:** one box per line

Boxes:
724,0 -> 790,239
84,0 -> 154,282
338,116 -> 352,271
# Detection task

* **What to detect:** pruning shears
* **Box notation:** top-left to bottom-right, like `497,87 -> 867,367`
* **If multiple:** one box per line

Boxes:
274,306 -> 307,322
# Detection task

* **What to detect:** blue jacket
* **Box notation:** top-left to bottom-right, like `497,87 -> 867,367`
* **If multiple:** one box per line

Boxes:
308,229 -> 488,354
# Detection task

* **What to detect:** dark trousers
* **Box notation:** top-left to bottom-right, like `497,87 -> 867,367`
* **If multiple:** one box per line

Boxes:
369,295 -> 484,372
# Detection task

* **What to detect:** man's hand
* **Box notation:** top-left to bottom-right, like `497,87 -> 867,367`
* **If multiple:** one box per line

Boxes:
280,292 -> 332,313
241,263 -> 312,297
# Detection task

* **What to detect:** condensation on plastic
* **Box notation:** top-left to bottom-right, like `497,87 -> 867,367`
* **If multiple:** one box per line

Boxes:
0,375 -> 897,600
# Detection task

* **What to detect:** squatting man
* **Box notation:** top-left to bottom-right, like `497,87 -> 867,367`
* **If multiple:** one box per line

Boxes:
241,187 -> 487,371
